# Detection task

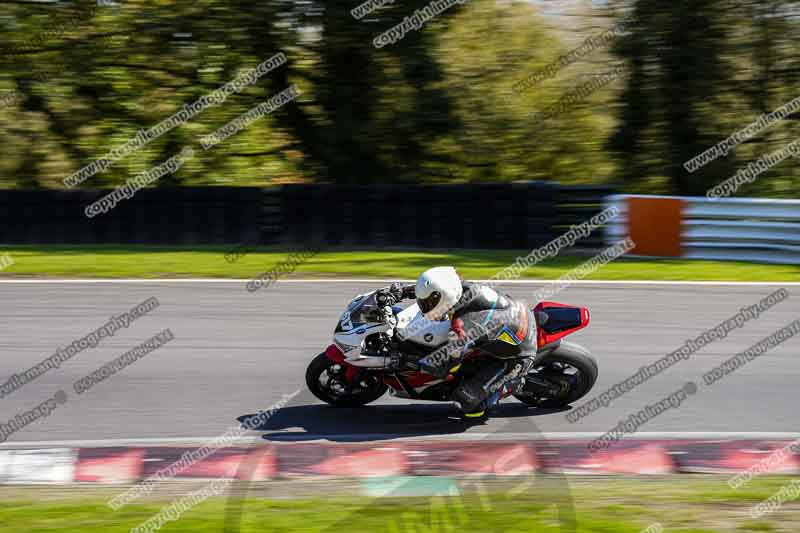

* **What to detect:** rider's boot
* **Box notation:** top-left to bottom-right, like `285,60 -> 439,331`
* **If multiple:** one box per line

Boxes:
453,359 -> 510,419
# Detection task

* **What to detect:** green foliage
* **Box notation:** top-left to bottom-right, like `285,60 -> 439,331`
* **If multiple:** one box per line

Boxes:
0,0 -> 616,188
0,0 -> 796,197
609,0 -> 800,196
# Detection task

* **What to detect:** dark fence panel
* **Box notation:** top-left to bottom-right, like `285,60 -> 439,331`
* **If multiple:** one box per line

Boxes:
0,187 -> 270,245
279,182 -> 611,250
0,183 -> 615,248
554,185 -> 617,249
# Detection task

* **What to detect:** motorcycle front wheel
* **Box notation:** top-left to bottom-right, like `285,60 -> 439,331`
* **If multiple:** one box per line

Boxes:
513,341 -> 598,408
305,353 -> 388,407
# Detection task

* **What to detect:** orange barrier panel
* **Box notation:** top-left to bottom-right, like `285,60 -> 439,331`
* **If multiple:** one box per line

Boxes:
626,197 -> 686,257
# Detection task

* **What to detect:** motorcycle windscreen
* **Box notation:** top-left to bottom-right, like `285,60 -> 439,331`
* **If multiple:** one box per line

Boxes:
346,292 -> 380,324
335,292 -> 382,333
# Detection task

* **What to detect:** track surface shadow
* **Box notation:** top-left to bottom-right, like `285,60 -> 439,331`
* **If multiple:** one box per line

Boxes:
237,402 -> 569,442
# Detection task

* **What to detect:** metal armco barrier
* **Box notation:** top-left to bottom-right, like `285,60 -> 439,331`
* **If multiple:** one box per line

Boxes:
0,183 -> 614,248
606,195 -> 800,265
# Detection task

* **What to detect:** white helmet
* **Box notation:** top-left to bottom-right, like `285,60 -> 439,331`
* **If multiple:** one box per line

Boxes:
415,266 -> 463,321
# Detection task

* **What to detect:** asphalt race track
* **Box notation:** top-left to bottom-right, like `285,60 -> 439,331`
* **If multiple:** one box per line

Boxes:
0,280 -> 798,444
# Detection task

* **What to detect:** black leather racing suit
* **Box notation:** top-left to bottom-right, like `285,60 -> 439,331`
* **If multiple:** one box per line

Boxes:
377,282 -> 537,414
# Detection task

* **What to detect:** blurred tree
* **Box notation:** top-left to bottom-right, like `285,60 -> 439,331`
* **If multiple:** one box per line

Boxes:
1,0 -> 794,197
609,0 -> 800,197
0,0 -> 469,187
609,0 -> 737,195
434,1 -> 616,184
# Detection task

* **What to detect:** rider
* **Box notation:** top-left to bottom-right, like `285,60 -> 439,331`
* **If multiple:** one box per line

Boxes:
375,266 -> 537,418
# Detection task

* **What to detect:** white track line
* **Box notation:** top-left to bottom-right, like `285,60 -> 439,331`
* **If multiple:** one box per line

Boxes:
1,432 -> 799,448
0,279 -> 798,286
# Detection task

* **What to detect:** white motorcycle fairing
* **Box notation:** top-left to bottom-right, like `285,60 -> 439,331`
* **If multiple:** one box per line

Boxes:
332,292 -> 450,368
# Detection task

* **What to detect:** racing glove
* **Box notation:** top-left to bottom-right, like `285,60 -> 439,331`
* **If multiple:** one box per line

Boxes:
376,283 -> 415,307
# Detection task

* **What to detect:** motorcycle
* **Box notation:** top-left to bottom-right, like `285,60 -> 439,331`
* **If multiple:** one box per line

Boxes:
305,289 -> 598,415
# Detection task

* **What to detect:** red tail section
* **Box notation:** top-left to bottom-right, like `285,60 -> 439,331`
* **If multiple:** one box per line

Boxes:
533,301 -> 590,348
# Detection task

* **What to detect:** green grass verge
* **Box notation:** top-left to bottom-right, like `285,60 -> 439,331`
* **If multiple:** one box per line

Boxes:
0,476 -> 796,532
0,245 -> 798,281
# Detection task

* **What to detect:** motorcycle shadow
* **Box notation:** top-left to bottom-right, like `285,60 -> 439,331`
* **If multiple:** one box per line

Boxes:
237,402 -> 569,442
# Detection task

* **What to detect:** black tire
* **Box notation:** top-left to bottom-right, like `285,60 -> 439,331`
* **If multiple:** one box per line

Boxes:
305,353 -> 388,407
513,341 -> 598,408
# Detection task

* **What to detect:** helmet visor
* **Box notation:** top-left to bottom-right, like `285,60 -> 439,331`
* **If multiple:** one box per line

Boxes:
417,291 -> 442,315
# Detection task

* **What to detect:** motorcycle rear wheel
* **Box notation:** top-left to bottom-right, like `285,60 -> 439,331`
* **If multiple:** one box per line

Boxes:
513,341 -> 598,408
306,353 -> 388,407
